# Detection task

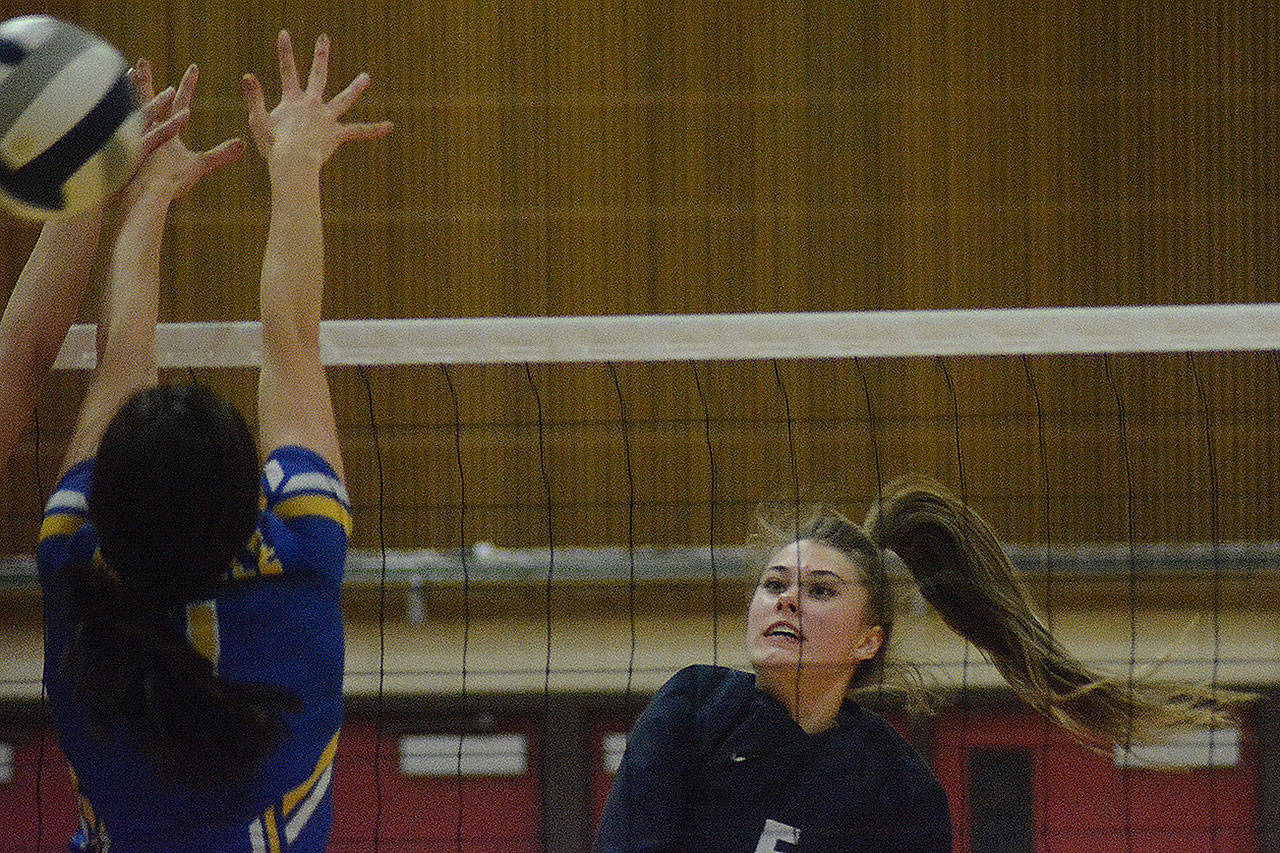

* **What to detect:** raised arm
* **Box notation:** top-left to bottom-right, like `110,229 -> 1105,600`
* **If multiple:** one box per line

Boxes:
241,31 -> 391,484
0,61 -> 188,466
60,64 -> 244,474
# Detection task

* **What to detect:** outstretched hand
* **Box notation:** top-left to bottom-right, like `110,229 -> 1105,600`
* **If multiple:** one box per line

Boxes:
130,59 -> 184,164
240,31 -> 392,173
126,61 -> 244,203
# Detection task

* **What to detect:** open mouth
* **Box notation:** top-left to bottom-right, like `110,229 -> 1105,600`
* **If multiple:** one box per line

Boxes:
765,624 -> 803,641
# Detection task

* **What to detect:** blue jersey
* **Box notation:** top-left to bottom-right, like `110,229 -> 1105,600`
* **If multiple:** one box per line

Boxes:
595,665 -> 953,852
39,446 -> 351,853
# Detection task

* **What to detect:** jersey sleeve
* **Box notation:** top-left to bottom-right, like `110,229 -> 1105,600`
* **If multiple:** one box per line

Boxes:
252,445 -> 351,585
594,666 -> 706,852
37,459 -> 94,585
884,749 -> 954,851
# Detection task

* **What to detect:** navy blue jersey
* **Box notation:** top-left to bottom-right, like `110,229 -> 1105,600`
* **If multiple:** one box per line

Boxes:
596,665 -> 953,852
39,446 -> 351,852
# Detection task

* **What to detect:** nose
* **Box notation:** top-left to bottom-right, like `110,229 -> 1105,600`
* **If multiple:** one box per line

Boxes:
774,585 -> 798,613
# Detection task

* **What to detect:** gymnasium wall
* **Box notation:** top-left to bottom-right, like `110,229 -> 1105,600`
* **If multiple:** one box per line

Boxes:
0,1 -> 1274,558
0,4 -> 1276,849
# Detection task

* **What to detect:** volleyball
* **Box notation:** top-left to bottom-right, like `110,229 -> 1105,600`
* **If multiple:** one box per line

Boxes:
0,15 -> 140,219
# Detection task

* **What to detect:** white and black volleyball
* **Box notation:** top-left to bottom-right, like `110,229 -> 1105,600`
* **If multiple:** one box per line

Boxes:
0,16 -> 141,219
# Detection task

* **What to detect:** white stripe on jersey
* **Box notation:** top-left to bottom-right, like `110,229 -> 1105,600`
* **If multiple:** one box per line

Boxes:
285,764 -> 333,843
263,459 -> 285,492
45,489 -> 88,513
280,472 -> 350,505
249,817 -> 267,853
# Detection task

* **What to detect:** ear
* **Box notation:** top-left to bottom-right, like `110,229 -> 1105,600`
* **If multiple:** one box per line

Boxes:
853,625 -> 884,662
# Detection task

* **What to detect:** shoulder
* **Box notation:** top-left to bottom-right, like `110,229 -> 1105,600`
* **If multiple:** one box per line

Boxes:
633,665 -> 754,733
230,446 -> 350,585
260,446 -> 352,536
841,707 -> 950,817
657,664 -> 755,709
39,458 -> 95,544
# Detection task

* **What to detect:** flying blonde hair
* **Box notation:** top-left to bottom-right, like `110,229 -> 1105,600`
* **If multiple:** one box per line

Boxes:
754,474 -> 1248,748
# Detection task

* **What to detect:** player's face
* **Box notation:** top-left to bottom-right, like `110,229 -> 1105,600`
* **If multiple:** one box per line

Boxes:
747,540 -> 884,679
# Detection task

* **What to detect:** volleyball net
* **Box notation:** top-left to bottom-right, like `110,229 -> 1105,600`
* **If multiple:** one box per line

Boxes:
1,305 -> 1278,850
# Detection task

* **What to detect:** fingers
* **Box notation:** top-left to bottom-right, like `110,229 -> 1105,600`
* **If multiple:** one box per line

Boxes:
331,71 -> 392,144
169,137 -> 245,199
140,85 -> 176,131
245,33 -> 391,162
129,58 -> 154,103
240,73 -> 267,120
136,106 -> 189,161
277,29 -> 301,97
327,71 -> 369,118
198,137 -> 246,176
340,121 -> 394,143
306,33 -> 330,96
240,73 -> 270,149
172,63 -> 198,115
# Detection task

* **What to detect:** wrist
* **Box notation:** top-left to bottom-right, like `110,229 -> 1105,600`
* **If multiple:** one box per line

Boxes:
121,183 -> 178,218
268,156 -> 324,189
49,205 -> 104,233
114,195 -> 170,249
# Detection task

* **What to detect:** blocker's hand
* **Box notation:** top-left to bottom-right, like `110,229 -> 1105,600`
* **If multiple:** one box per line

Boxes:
125,62 -> 244,203
240,30 -> 391,175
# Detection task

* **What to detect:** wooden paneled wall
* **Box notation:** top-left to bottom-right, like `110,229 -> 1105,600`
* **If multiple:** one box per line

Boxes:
0,2 -> 1276,555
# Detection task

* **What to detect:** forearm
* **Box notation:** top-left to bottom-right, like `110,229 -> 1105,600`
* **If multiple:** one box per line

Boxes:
5,209 -> 103,354
61,195 -> 168,471
0,209 -> 104,458
261,163 -> 324,350
256,161 -> 343,476
98,194 -> 167,381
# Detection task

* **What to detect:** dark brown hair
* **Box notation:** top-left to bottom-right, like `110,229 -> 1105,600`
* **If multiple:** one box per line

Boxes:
63,384 -> 299,787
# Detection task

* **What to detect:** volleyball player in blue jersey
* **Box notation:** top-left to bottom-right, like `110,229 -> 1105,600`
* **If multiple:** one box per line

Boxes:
0,61 -> 186,467
596,478 -> 1244,852
38,33 -> 390,851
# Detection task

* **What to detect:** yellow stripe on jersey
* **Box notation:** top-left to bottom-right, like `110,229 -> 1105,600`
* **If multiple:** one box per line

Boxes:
257,538 -> 283,577
229,530 -> 281,580
76,792 -> 95,826
69,765 -> 105,844
39,513 -> 84,542
264,807 -> 281,853
283,729 -> 341,816
274,495 -> 353,537
186,600 -> 220,669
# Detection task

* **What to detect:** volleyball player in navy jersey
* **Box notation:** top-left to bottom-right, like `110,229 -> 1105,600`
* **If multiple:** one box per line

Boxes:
0,61 -> 186,468
596,479 -> 1245,852
38,33 -> 390,851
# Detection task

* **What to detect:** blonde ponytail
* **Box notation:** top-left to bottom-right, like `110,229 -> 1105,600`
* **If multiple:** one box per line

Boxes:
866,474 -> 1244,747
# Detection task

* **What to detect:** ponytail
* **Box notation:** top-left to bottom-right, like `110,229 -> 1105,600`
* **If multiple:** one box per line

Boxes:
866,474 -> 1242,747
63,559 -> 299,789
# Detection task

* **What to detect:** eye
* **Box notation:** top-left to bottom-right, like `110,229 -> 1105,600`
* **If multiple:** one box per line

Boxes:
760,577 -> 789,594
806,583 -> 837,600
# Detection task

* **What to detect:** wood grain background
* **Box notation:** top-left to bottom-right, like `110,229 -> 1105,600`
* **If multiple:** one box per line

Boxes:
0,0 -> 1276,556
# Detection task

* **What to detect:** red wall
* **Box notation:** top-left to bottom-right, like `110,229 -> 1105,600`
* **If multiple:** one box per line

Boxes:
0,709 -> 1263,852
330,720 -> 542,853
588,716 -> 629,832
0,726 -> 78,853
932,710 -> 1258,853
